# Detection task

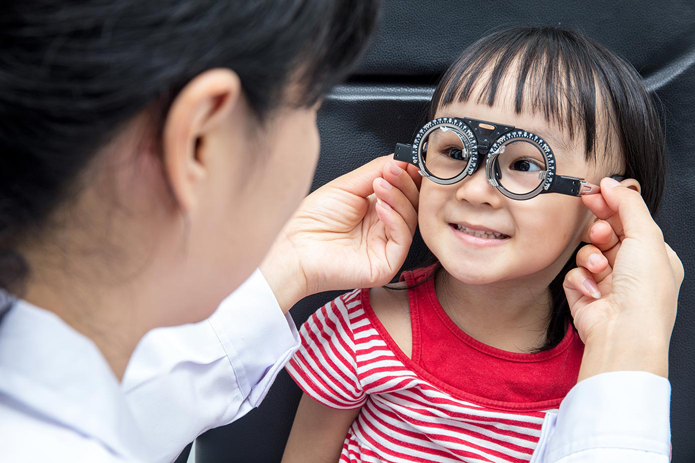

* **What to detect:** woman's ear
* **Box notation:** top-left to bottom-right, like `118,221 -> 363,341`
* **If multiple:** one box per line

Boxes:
161,69 -> 242,212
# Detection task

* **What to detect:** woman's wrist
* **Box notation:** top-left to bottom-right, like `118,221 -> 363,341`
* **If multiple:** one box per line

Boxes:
259,238 -> 309,314
577,320 -> 670,382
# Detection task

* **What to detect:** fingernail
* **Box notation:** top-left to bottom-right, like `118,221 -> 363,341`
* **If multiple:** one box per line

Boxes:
388,161 -> 403,176
378,199 -> 392,211
603,177 -> 620,190
588,253 -> 604,268
379,178 -> 393,190
583,279 -> 601,299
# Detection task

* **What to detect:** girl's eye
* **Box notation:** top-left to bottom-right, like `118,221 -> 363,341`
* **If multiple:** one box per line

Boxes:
510,158 -> 543,172
443,147 -> 465,160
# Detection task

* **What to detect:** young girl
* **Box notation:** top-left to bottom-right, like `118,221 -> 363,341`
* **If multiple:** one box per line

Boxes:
282,27 -> 667,462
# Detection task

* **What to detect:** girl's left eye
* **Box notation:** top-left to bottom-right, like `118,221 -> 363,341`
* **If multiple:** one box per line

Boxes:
510,158 -> 543,172
443,147 -> 466,160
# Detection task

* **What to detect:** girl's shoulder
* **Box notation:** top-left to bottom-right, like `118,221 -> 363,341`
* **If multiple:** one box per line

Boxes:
368,284 -> 413,359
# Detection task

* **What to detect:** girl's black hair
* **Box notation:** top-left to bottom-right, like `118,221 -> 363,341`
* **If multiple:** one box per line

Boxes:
398,27 -> 667,351
0,0 -> 381,293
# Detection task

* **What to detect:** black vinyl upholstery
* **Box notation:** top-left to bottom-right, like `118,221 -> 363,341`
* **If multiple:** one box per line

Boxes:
183,1 -> 695,461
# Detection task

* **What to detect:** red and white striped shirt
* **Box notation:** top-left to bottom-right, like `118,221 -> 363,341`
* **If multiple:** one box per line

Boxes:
286,267 -> 585,463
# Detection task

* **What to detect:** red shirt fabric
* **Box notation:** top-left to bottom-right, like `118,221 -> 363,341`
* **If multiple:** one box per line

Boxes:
286,265 -> 585,462
406,266 -> 584,405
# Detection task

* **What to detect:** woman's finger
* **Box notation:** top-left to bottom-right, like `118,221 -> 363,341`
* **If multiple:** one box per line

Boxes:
373,178 -> 418,236
587,220 -> 621,267
374,198 -> 414,263
581,186 -> 614,220
582,190 -> 626,244
563,267 -> 600,309
392,157 -> 423,190
325,155 -> 393,198
382,160 -> 420,211
565,266 -> 602,300
582,177 -> 645,246
665,243 -> 685,287
576,244 -> 613,284
588,220 -> 619,252
600,178 -> 663,243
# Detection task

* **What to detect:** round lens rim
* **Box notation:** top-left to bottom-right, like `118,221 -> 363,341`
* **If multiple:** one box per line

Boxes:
486,131 -> 555,200
414,118 -> 478,185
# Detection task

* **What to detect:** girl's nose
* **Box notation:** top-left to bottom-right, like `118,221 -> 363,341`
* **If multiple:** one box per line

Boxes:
455,164 -> 504,208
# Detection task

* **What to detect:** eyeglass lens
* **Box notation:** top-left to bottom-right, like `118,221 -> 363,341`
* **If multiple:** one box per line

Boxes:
420,127 -> 470,181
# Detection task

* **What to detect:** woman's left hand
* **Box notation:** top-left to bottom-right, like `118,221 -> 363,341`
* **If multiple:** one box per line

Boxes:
563,178 -> 683,380
260,155 -> 421,312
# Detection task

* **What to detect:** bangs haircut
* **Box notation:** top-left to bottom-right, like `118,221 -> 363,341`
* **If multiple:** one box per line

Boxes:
429,27 -> 665,213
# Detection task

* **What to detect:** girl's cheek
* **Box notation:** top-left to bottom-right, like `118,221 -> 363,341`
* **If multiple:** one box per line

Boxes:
417,185 -> 441,216
512,201 -> 571,246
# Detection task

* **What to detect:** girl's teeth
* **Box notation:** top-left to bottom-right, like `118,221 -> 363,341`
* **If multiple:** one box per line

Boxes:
455,224 -> 506,239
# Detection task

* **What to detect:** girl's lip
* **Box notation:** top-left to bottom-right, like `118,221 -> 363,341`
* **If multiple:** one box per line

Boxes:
449,223 -> 511,248
451,221 -> 509,236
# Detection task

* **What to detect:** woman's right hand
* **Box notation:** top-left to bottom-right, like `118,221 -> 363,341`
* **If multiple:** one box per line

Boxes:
260,155 -> 420,312
563,178 -> 684,381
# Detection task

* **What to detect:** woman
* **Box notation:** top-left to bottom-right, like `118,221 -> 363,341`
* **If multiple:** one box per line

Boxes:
0,1 -> 682,462
0,1 -> 395,461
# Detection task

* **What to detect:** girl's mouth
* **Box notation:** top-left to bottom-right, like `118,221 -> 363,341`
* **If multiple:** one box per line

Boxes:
450,223 -> 510,240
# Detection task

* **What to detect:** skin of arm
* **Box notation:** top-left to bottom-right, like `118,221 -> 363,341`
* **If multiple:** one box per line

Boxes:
282,287 -> 411,463
282,394 -> 361,463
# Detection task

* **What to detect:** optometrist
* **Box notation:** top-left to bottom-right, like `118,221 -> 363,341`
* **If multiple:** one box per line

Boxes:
0,1 -> 681,463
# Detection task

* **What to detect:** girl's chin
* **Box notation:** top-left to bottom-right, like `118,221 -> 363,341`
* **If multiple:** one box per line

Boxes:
438,263 -> 507,286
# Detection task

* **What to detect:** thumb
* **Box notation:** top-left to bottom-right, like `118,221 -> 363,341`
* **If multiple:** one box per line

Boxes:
326,155 -> 392,198
600,178 -> 661,241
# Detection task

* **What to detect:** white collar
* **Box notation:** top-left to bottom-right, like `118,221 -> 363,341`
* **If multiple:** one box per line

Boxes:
0,299 -> 148,460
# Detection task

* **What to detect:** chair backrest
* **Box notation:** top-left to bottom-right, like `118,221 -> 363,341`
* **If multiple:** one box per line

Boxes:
191,1 -> 695,461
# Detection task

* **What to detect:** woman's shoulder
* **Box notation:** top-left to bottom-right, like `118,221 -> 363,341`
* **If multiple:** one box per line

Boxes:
368,284 -> 413,359
0,401 -> 129,462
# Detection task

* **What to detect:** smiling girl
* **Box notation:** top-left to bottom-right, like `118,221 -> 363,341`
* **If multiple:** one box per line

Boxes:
281,27 -> 668,463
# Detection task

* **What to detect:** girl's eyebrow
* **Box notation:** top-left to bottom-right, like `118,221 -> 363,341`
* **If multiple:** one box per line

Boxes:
523,128 -> 571,153
438,113 -> 571,153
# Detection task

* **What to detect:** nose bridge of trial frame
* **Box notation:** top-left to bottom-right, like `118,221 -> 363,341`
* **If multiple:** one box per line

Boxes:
463,118 -> 515,156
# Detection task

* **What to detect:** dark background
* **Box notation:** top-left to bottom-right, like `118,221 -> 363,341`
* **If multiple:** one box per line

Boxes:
181,1 -> 695,461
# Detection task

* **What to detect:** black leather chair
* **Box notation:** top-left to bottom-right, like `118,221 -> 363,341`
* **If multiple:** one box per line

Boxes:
176,1 -> 695,461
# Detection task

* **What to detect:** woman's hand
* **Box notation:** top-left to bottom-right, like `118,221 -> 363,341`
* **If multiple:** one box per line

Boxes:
260,156 -> 421,312
564,178 -> 684,380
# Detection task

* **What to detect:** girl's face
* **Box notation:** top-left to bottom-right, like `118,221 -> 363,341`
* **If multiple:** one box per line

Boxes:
419,95 -> 611,286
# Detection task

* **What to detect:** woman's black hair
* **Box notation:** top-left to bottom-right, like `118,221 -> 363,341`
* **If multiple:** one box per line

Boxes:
396,27 -> 667,351
0,0 -> 381,293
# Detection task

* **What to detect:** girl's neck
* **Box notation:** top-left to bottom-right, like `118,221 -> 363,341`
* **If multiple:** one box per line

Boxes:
435,268 -> 554,353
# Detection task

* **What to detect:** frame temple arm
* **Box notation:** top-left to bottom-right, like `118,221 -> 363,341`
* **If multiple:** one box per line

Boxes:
394,143 -> 416,165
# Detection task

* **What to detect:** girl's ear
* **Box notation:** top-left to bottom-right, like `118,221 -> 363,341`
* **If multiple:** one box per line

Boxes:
620,177 -> 641,193
579,178 -> 641,242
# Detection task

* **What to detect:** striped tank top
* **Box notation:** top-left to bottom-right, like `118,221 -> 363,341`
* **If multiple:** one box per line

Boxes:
286,266 -> 584,462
